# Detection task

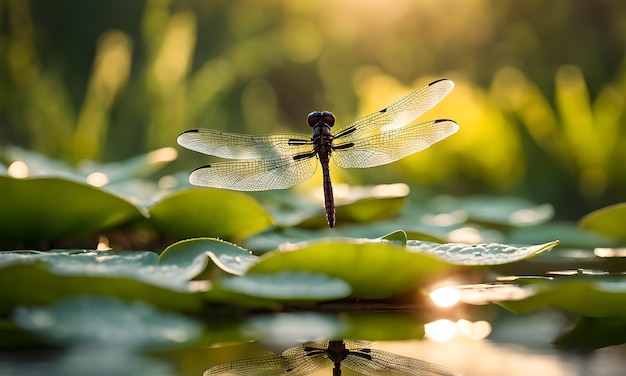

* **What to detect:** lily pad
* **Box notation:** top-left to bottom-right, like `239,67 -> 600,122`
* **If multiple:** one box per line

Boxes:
206,272 -> 352,308
406,240 -> 559,265
148,188 -> 274,241
453,274 -> 626,317
242,224 -> 435,253
579,203 -> 626,240
3,146 -> 81,179
159,238 -> 258,276
77,147 -> 178,184
13,296 -> 202,349
507,222 -> 616,249
249,184 -> 408,228
0,250 -> 203,313
429,195 -> 554,227
380,230 -> 408,245
0,175 -> 147,245
297,196 -> 407,228
247,239 -> 453,299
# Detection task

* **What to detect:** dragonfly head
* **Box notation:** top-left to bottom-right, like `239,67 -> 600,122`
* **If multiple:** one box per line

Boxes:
307,111 -> 336,128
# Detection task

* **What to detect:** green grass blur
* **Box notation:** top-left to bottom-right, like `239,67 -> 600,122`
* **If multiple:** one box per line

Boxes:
1,0 -> 625,219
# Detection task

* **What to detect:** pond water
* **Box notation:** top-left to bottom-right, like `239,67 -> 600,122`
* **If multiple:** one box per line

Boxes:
2,308 -> 625,376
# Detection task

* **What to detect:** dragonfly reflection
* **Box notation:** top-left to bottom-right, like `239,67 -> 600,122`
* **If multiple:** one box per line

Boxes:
204,339 -> 460,376
178,79 -> 458,228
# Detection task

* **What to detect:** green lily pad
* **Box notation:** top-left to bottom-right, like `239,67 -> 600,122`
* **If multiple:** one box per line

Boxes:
242,224 -> 430,253
159,238 -> 258,276
579,203 -> 626,240
0,175 -> 147,245
430,195 -> 554,227
297,184 -> 409,228
249,184 -> 408,228
217,237 -> 559,299
507,222 -> 616,249
77,147 -> 178,184
148,188 -> 274,241
247,239 -> 453,299
0,250 -> 203,313
206,272 -> 352,308
380,230 -> 408,245
454,274 -> 626,317
13,296 -> 202,349
3,146 -> 81,179
406,240 -> 559,265
297,196 -> 408,228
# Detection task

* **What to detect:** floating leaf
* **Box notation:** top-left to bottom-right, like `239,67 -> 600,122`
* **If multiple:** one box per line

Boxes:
0,175 -> 147,245
148,188 -> 274,241
77,147 -> 178,183
454,274 -> 626,317
380,230 -> 408,245
207,272 -> 351,308
430,195 -> 554,227
249,184 -> 408,228
406,240 -> 559,265
247,239 -> 453,299
13,296 -> 202,349
297,184 -> 409,228
242,225 -> 432,253
0,250 -> 203,313
579,203 -> 626,240
3,146 -> 80,179
159,237 -> 258,276
507,222 -> 616,249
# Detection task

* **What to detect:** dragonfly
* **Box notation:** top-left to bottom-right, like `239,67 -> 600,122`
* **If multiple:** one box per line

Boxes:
177,79 -> 458,228
203,339 -> 460,376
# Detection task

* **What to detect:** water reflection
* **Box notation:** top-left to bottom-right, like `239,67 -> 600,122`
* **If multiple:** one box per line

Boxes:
424,319 -> 492,343
204,339 -> 460,376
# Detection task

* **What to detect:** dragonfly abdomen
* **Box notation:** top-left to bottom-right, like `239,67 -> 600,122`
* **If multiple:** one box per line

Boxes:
319,150 -> 335,228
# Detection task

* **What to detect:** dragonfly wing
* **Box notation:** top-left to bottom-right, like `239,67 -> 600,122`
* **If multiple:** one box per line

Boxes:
189,155 -> 317,191
178,129 -> 312,160
342,349 -> 460,376
332,79 -> 454,143
204,354 -> 288,376
203,351 -> 332,376
332,119 -> 458,168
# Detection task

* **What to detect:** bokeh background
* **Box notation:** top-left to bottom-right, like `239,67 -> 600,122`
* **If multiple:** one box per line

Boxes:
2,0 -> 625,220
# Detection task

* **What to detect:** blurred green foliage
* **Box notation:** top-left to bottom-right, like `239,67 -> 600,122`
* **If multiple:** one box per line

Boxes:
1,0 -> 626,220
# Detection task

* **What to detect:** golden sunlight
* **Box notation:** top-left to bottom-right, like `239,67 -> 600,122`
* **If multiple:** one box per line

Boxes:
595,247 -> 626,257
147,147 -> 178,164
430,286 -> 461,308
86,172 -> 109,187
7,160 -> 29,178
425,319 -> 492,343
424,319 -> 457,342
96,235 -> 111,250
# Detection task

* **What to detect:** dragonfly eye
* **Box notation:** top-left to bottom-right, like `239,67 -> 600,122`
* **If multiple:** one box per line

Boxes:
307,111 -> 322,127
322,111 -> 336,127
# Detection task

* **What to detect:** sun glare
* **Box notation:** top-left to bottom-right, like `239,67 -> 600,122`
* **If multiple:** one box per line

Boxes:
430,287 -> 461,308
86,172 -> 109,187
425,319 -> 492,343
7,160 -> 29,178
